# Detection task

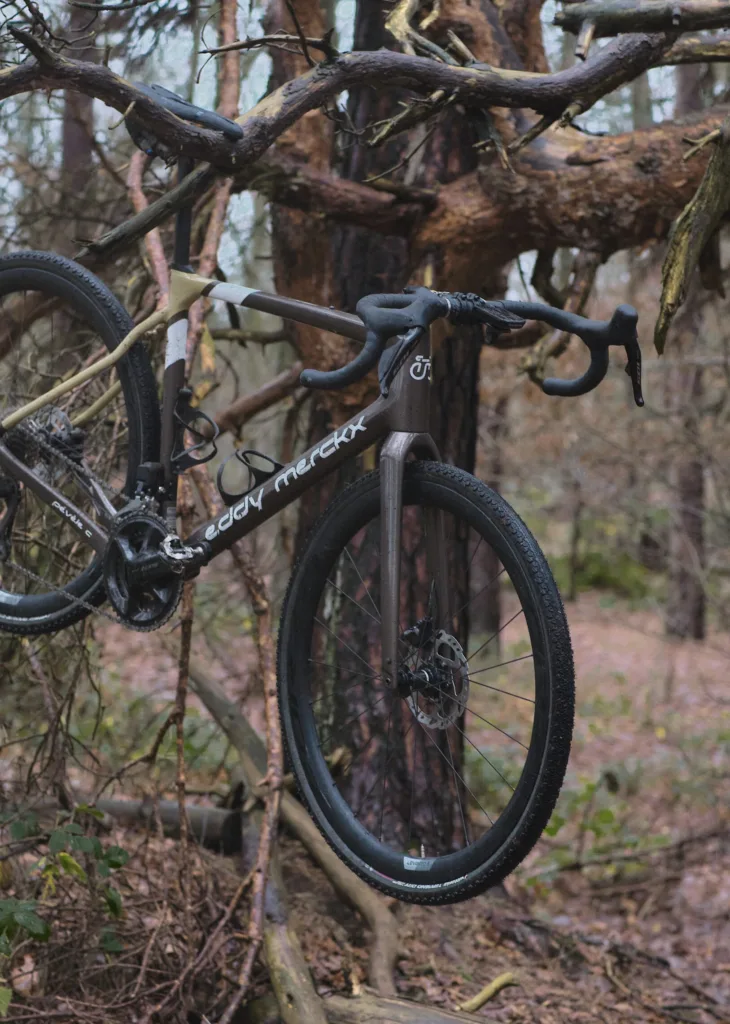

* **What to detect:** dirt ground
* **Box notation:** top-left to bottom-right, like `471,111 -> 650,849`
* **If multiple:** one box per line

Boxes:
95,591 -> 730,1023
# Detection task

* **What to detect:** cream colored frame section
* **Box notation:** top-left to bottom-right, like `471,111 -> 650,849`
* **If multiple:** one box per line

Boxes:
0,270 -> 217,434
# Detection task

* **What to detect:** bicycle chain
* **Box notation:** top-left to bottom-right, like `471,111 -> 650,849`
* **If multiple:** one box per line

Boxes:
1,557 -> 121,624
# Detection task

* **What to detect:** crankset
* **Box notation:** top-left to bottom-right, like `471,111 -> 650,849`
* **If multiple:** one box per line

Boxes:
102,509 -> 183,631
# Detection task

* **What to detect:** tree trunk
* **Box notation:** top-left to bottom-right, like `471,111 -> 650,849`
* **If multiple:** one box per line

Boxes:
665,65 -> 706,641
59,6 -> 97,253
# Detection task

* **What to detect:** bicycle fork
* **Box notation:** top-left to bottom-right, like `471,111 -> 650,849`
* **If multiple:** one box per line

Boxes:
378,330 -> 448,688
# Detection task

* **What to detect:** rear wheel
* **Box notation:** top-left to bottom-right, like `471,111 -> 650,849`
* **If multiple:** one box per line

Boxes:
278,462 -> 574,904
0,251 -> 159,635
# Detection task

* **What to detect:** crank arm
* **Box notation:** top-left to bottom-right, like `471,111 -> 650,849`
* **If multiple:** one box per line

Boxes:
0,442 -> 109,554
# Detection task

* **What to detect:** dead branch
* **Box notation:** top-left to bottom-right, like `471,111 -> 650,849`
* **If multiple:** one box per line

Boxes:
126,151 -> 169,304
655,115 -> 730,354
213,362 -> 303,436
246,992 -> 500,1022
455,973 -> 518,1013
202,32 -> 339,59
183,646 -> 399,998
4,24 -> 674,175
189,468 -> 305,1022
186,0 -> 240,372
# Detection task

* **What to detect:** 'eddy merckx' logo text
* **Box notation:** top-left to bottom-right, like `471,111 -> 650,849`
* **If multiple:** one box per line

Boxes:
205,416 -> 366,541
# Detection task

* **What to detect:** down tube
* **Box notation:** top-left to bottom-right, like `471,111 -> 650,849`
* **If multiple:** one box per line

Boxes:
187,401 -> 389,558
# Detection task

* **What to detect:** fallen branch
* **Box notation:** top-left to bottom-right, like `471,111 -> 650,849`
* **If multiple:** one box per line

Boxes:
456,972 -> 518,1013
183,642 -> 399,997
661,31 -> 730,64
246,993 -> 500,1022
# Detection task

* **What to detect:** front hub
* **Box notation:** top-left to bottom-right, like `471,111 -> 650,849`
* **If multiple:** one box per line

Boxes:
398,628 -> 470,730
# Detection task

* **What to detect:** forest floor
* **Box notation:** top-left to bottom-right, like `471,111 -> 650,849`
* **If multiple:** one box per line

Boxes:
92,591 -> 730,1023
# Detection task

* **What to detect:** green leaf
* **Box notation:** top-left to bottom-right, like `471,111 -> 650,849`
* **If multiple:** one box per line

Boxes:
76,804 -> 104,821
62,823 -> 83,835
104,887 -> 123,919
57,853 -> 88,884
13,911 -> 50,942
595,808 -> 615,825
0,935 -> 11,957
0,986 -> 11,1017
544,814 -> 566,837
100,927 -> 123,954
48,831 -> 68,854
103,847 -> 129,871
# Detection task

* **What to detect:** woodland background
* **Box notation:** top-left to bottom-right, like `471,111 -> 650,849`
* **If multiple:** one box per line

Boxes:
0,1 -> 729,1022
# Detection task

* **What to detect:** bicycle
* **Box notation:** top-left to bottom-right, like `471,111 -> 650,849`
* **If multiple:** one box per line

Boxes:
0,83 -> 645,904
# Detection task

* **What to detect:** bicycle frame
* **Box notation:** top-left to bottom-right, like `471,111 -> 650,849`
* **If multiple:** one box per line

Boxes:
0,266 -> 447,683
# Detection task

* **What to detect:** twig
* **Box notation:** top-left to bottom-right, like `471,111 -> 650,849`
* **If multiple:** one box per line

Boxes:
202,32 -> 339,59
456,972 -> 518,1012
285,0 -> 315,67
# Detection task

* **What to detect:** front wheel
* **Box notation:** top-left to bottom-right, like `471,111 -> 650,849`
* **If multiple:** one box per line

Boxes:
278,462 -> 574,904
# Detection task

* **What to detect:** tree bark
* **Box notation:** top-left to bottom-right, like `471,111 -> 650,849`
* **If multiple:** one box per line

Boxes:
665,65 -> 706,642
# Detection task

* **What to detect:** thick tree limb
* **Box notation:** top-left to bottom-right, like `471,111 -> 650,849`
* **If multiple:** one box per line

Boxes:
417,108 -> 727,265
4,25 -> 673,174
74,105 -> 727,288
555,1 -> 730,37
655,116 -> 730,354
661,32 -> 730,64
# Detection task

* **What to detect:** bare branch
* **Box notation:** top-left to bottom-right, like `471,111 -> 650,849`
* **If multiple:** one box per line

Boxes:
3,24 -> 675,177
213,362 -> 303,436
201,32 -> 339,59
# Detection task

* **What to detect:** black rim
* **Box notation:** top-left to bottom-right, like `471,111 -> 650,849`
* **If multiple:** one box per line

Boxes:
284,474 -> 552,886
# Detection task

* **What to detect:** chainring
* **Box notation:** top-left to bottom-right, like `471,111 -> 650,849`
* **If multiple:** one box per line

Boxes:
102,509 -> 182,632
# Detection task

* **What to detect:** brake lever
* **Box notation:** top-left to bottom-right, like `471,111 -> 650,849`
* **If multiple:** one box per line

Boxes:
624,336 -> 644,407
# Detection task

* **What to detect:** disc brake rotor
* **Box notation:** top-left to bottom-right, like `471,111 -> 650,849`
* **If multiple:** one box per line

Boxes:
405,629 -> 470,729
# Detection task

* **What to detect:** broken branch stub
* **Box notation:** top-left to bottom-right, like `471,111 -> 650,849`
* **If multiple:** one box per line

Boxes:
655,116 -> 730,354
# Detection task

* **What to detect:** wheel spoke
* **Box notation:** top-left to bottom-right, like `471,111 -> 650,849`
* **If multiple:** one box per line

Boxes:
325,575 -> 380,625
467,606 -> 525,665
343,545 -> 381,622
